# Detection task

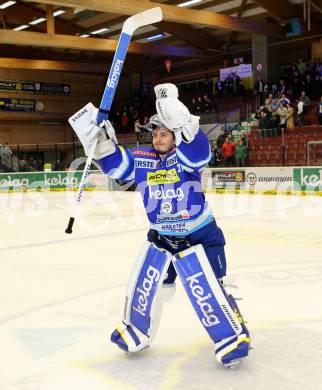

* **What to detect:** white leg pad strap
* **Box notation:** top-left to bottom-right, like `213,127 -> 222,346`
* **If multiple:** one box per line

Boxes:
173,244 -> 242,342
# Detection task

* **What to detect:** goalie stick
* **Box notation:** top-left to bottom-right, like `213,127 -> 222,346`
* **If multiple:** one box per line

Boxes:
65,7 -> 163,234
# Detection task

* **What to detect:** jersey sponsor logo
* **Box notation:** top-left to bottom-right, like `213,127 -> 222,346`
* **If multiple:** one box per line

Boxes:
156,210 -> 190,223
149,186 -> 184,201
166,155 -> 177,167
132,150 -> 158,158
160,223 -> 188,233
106,59 -> 124,89
186,272 -> 220,328
147,168 -> 180,185
134,158 -> 158,169
132,266 -> 160,317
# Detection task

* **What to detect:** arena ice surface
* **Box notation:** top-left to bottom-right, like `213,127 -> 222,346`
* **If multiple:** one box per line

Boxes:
0,191 -> 322,390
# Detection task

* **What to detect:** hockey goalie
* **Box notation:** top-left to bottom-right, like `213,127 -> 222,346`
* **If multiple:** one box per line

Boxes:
69,83 -> 251,368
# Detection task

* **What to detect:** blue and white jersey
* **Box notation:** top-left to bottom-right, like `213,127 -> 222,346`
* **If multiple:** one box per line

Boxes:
98,128 -> 213,236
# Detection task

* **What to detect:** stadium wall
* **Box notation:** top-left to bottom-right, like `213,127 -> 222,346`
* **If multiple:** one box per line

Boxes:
0,167 -> 321,195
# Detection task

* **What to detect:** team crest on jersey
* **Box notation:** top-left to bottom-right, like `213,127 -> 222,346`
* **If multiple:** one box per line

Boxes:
147,168 -> 180,186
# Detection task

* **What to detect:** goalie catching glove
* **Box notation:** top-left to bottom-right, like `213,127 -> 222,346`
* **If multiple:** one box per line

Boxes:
154,83 -> 200,144
68,102 -> 118,160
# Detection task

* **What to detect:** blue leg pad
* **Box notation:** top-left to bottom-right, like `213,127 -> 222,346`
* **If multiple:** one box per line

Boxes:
110,328 -> 129,352
215,294 -> 251,366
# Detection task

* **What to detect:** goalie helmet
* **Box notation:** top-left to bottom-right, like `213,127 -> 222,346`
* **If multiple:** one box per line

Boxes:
145,114 -> 171,132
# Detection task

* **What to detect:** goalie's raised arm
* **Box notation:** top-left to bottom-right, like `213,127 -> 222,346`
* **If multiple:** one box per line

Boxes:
155,84 -> 211,172
68,102 -> 134,181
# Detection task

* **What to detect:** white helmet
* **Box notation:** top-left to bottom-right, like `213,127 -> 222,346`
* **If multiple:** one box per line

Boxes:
145,114 -> 170,132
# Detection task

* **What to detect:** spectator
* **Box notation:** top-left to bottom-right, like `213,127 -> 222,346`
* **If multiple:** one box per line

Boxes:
258,110 -> 269,128
291,73 -> 301,97
221,137 -> 235,167
142,115 -> 149,127
286,103 -> 295,128
196,96 -> 204,112
225,75 -> 234,97
317,96 -> 322,125
209,144 -> 221,167
235,140 -> 248,167
121,111 -> 129,133
278,93 -> 290,106
303,74 -> 314,98
277,102 -> 288,132
54,159 -> 63,171
134,118 -> 145,133
203,94 -> 213,112
191,98 -> 198,113
114,111 -> 121,131
19,159 -> 27,172
215,79 -> 224,97
216,129 -> 226,153
264,93 -> 274,114
205,75 -> 214,96
297,58 -> 306,76
313,73 -> 322,99
299,90 -> 311,113
236,78 -> 245,97
297,99 -> 305,126
278,79 -> 287,97
255,76 -> 264,105
314,59 -> 321,74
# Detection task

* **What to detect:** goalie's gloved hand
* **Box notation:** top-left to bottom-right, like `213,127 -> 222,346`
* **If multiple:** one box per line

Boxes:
154,83 -> 179,99
68,102 -> 118,160
155,87 -> 200,145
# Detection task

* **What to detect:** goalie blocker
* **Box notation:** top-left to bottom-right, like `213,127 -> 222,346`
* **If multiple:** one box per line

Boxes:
173,245 -> 251,366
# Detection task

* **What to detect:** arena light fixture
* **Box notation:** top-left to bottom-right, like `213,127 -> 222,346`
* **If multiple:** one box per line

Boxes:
177,0 -> 202,7
13,24 -> 29,31
29,17 -> 46,25
91,27 -> 109,35
0,1 -> 16,9
53,9 -> 65,17
146,33 -> 165,41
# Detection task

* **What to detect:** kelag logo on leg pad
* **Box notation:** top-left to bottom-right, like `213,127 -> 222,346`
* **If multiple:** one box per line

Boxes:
132,266 -> 160,317
187,272 -> 220,328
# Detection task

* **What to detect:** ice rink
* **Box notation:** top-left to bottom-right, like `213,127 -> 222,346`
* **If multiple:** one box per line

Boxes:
1,189 -> 322,390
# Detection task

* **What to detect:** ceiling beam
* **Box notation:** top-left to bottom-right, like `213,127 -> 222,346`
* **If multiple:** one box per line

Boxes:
0,29 -> 206,57
25,0 -> 284,36
251,0 -> 297,21
154,21 -> 223,52
253,0 -> 322,33
0,57 -> 109,73
0,2 -> 84,35
46,5 -> 55,34
227,0 -> 248,44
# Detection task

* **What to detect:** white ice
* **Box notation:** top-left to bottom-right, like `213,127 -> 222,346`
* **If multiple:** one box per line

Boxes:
0,190 -> 322,390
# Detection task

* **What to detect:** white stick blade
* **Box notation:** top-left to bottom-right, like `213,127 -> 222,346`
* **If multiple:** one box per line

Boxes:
123,7 -> 163,35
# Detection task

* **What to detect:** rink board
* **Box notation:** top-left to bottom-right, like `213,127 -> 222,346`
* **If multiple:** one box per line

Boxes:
0,167 -> 321,195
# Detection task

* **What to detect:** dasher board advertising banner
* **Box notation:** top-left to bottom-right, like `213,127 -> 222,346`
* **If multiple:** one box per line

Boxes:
0,79 -> 70,95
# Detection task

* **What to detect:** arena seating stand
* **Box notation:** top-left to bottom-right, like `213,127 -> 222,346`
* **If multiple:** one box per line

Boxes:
249,126 -> 322,166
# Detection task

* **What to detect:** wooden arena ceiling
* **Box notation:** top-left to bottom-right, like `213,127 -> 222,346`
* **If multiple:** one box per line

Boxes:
0,0 -> 321,74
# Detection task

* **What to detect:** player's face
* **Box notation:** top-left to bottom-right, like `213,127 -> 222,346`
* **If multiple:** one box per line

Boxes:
152,128 -> 175,154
